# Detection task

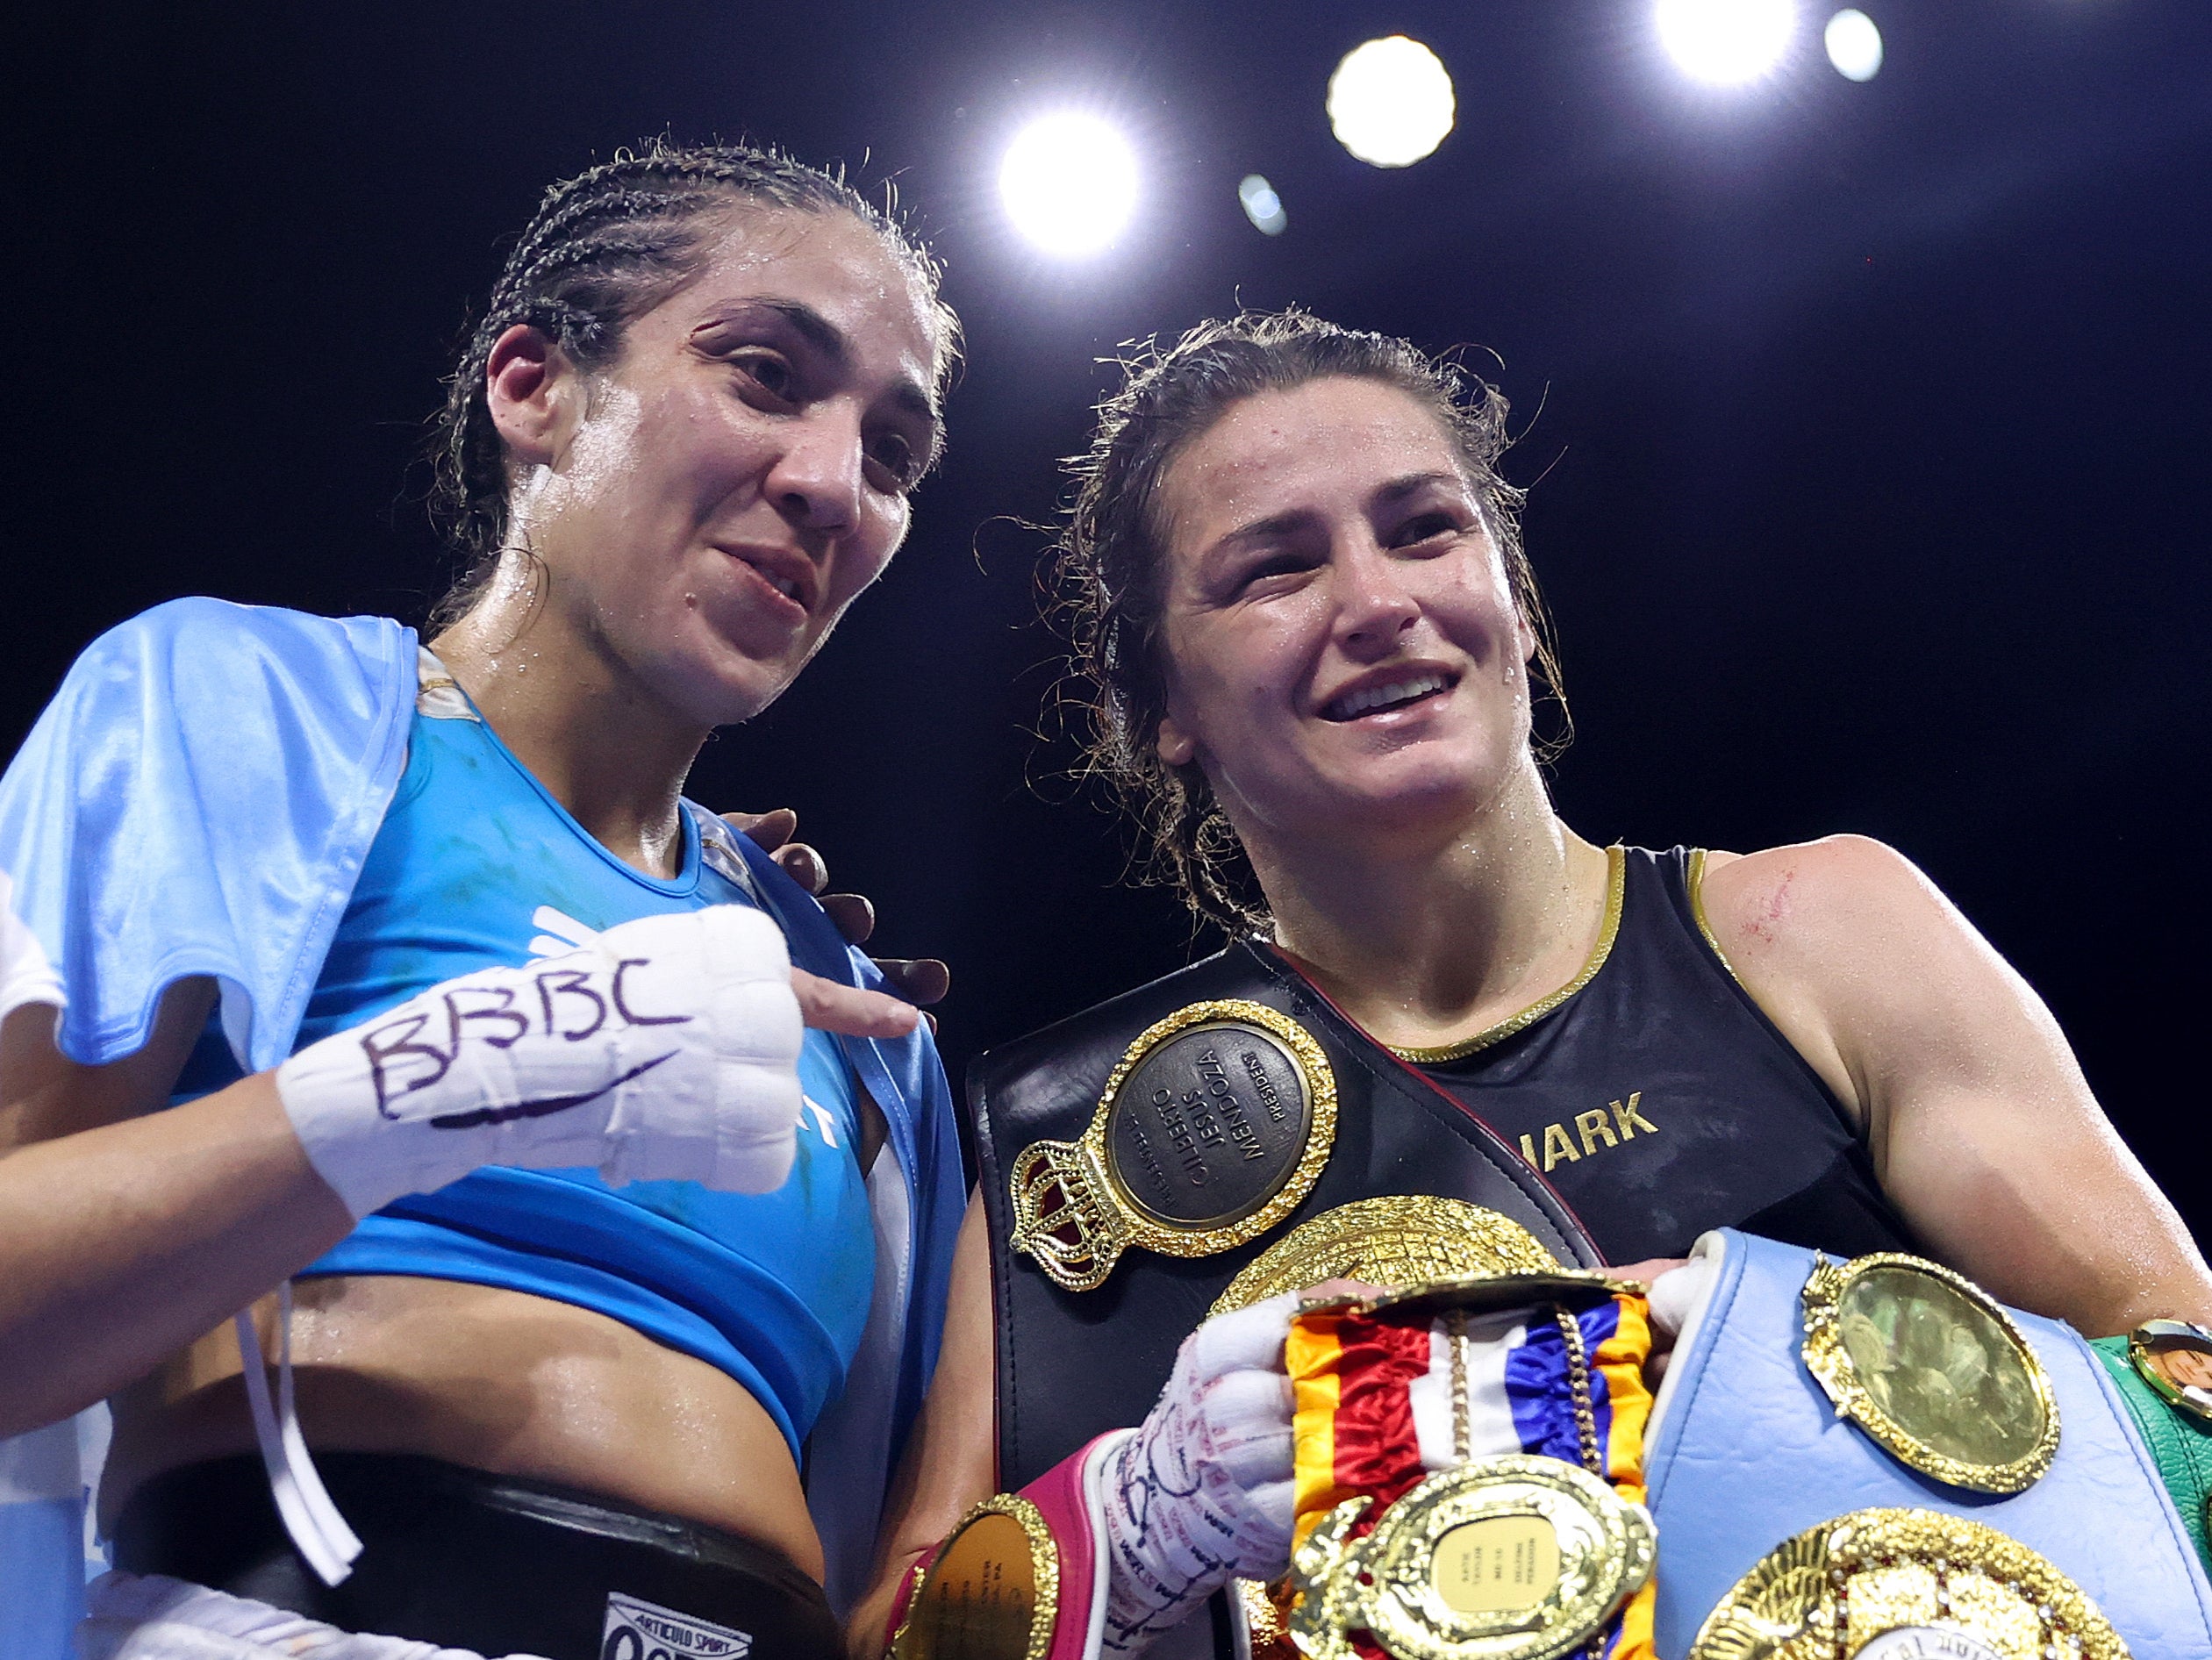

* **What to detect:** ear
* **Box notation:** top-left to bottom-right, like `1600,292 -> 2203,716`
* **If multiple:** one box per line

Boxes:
1156,712 -> 1197,769
1514,606 -> 1539,665
484,324 -> 576,469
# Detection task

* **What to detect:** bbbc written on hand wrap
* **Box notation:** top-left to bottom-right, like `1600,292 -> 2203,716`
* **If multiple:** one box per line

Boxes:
276,905 -> 805,1220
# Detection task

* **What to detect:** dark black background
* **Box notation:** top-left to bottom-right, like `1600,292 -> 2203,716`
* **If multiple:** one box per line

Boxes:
12,2 -> 2208,1240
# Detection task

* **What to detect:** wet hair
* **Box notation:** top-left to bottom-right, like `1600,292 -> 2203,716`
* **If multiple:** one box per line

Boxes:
428,140 -> 957,626
1057,308 -> 1567,935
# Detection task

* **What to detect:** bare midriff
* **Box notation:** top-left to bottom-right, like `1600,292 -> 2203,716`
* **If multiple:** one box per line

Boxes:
102,1272 -> 823,1581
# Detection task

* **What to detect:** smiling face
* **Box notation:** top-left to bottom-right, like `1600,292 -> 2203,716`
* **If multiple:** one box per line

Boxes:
1152,376 -> 1538,850
502,204 -> 945,729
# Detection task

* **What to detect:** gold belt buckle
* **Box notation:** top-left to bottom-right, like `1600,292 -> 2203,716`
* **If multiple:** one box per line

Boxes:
1288,1455 -> 1657,1660
1691,1507 -> 2127,1660
1007,1000 -> 1337,1292
1800,1252 -> 2059,1493
888,1496 -> 1059,1660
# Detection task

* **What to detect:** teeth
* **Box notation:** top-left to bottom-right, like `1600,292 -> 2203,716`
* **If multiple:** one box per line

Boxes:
1333,673 -> 1446,719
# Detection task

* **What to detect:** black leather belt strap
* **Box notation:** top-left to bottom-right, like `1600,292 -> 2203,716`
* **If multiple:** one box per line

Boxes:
971,940 -> 1602,1489
112,1452 -> 841,1660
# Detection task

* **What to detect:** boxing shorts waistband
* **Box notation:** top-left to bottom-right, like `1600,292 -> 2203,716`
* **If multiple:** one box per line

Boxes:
111,1451 -> 840,1660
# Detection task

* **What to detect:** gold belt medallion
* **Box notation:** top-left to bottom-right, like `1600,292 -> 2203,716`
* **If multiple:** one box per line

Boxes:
1208,1195 -> 1565,1317
1289,1455 -> 1657,1660
1690,1507 -> 2127,1660
1008,1000 -> 1336,1292
1800,1252 -> 2058,1494
888,1496 -> 1060,1660
1217,1198 -> 1574,1652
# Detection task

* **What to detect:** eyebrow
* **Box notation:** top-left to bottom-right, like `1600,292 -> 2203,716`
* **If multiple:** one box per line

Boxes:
1374,469 -> 1465,502
754,297 -> 942,444
1208,470 -> 1468,555
1210,507 -> 1309,554
756,297 -> 850,366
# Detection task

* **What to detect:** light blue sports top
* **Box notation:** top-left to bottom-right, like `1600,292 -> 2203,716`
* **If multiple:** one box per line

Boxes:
183,662 -> 873,1456
0,599 -> 968,1640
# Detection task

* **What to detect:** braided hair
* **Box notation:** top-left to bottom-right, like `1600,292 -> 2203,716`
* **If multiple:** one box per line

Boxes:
429,140 -> 955,626
1057,309 -> 1567,935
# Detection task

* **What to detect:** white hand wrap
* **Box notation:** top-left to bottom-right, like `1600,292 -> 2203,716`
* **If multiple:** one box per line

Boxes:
1099,1292 -> 1299,1653
276,905 -> 803,1220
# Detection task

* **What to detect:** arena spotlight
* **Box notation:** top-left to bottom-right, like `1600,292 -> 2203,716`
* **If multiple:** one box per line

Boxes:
1238,174 -> 1288,236
1327,36 -> 1456,168
1655,0 -> 1798,87
1823,9 -> 1883,81
999,112 -> 1139,257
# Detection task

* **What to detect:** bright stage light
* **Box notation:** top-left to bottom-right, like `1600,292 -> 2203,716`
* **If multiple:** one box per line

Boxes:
1656,0 -> 1798,87
1824,9 -> 1883,81
1327,36 -> 1456,168
1238,174 -> 1287,236
999,113 -> 1139,257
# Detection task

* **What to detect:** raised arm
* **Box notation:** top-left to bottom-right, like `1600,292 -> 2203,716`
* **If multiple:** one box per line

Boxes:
1700,833 -> 2212,1334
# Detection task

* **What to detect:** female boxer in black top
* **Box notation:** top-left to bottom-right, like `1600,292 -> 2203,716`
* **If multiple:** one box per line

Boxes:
851,309 -> 2212,1656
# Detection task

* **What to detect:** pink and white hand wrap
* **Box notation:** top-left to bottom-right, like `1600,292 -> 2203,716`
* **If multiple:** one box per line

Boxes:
1096,1292 -> 1300,1653
887,1296 -> 1300,1660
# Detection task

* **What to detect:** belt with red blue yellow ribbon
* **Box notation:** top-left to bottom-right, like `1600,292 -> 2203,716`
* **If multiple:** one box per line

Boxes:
1264,1277 -> 1658,1660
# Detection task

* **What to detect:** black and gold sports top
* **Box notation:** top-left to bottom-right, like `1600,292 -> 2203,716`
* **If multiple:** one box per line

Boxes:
1408,844 -> 1914,1265
970,841 -> 1911,1485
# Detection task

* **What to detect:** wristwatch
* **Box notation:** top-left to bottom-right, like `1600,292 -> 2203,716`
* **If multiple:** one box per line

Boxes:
2128,1319 -> 2212,1427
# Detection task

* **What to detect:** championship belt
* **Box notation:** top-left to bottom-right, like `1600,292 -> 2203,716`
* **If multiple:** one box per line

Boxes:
1646,1230 -> 2212,1659
889,1495 -> 1063,1660
1692,1508 -> 2126,1660
1277,1274 -> 1660,1660
1006,999 -> 1338,1293
972,941 -> 1603,1492
886,1435 -> 1110,1660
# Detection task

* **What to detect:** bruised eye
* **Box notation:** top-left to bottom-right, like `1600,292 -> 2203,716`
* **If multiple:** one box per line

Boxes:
732,351 -> 798,402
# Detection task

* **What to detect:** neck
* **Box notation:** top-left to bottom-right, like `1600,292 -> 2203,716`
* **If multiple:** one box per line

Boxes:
430,569 -> 707,880
1244,759 -> 1609,1050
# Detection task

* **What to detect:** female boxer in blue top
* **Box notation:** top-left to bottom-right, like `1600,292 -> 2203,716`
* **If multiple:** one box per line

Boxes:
0,142 -> 966,1660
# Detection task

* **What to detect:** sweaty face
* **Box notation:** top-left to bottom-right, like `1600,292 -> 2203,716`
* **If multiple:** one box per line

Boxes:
520,206 -> 943,728
1153,377 -> 1536,847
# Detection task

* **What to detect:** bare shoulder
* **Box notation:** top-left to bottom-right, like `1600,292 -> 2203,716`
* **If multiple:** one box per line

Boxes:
1698,834 -> 1953,973
1694,836 -> 2018,1122
1694,840 -> 2209,1332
